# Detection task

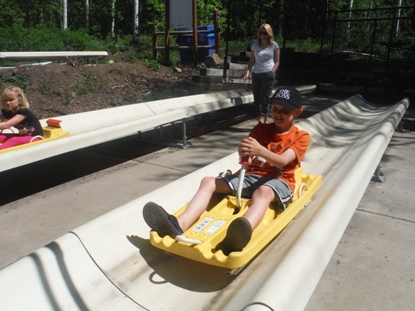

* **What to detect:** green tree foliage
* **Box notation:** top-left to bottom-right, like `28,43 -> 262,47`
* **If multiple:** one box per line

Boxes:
0,0 -> 413,61
140,0 -> 165,32
0,25 -> 103,51
0,0 -> 61,28
1,0 -> 413,37
0,1 -> 25,27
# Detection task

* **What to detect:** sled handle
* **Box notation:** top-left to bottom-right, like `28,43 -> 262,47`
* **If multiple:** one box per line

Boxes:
175,235 -> 203,245
30,135 -> 44,143
236,156 -> 249,208
239,156 -> 249,166
298,182 -> 308,198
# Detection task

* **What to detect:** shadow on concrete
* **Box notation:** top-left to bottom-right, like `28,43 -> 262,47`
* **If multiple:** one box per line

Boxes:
1,90 -> 411,206
0,106 -> 255,206
126,235 -> 235,292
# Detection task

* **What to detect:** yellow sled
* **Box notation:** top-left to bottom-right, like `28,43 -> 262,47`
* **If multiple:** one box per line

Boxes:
149,168 -> 322,270
0,119 -> 69,153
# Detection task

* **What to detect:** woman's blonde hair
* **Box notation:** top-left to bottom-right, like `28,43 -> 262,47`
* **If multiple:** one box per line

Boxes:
257,23 -> 275,47
2,86 -> 30,110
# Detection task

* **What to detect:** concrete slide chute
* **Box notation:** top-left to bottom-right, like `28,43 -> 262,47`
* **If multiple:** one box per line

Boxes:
0,89 -> 253,172
0,94 -> 408,311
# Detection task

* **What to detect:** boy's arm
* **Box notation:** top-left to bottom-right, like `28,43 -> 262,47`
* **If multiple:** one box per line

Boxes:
239,137 -> 297,168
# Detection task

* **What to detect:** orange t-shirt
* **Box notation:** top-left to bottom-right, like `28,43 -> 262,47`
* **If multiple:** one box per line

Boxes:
246,123 -> 310,192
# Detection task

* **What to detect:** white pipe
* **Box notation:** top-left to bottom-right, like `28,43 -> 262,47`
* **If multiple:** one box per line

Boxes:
236,165 -> 246,208
0,51 -> 108,60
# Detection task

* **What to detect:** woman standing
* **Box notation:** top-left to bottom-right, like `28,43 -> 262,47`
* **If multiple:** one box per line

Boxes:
244,24 -> 280,124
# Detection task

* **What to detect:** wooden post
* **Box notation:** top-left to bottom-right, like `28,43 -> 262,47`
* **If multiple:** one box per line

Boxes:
152,25 -> 158,60
214,9 -> 221,57
192,0 -> 198,66
165,0 -> 170,64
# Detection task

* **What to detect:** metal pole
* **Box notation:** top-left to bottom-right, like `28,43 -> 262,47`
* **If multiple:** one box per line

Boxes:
192,0 -> 198,67
369,20 -> 377,63
318,11 -> 327,83
387,8 -> 397,64
165,0 -> 170,64
330,12 -> 338,59
223,0 -> 232,81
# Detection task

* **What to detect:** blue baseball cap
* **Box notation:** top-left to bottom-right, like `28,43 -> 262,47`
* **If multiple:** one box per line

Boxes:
269,87 -> 302,109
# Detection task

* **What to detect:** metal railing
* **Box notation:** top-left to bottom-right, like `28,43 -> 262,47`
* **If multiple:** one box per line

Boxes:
280,6 -> 415,63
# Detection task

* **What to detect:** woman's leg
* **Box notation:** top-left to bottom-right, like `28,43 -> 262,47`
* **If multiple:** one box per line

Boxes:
251,73 -> 262,118
258,72 -> 275,122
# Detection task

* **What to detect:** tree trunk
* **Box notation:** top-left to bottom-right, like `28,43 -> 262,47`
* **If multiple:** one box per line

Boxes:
86,0 -> 90,30
396,0 -> 402,37
62,0 -> 67,30
111,0 -> 116,39
133,0 -> 139,42
277,0 -> 284,36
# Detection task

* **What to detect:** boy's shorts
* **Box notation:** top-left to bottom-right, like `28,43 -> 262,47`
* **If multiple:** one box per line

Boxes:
220,174 -> 293,211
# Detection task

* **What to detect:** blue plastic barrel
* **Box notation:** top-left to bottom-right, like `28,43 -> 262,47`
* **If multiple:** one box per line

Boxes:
197,25 -> 215,62
177,26 -> 215,63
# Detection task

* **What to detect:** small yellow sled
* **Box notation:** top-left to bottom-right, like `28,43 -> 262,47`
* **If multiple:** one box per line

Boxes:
0,119 -> 70,153
149,168 -> 322,271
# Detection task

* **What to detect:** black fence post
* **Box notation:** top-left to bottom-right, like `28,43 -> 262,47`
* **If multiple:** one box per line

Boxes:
387,8 -> 397,64
223,0 -> 232,81
330,11 -> 338,60
318,11 -> 327,83
369,19 -> 377,63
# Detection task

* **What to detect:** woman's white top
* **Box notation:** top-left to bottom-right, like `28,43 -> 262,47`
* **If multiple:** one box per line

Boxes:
250,41 -> 279,73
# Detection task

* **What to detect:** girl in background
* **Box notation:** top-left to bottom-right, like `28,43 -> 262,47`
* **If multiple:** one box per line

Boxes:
0,86 -> 43,150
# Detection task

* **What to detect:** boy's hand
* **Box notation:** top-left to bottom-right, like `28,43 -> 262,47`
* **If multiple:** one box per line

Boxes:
238,137 -> 264,157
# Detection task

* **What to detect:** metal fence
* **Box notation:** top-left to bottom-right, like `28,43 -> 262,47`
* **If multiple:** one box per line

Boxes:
280,6 -> 415,63
320,7 -> 415,62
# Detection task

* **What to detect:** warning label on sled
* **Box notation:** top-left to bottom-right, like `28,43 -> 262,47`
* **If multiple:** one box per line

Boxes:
205,220 -> 226,235
193,218 -> 213,232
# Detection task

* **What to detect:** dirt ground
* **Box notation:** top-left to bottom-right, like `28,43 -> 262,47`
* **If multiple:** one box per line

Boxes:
0,59 -> 200,119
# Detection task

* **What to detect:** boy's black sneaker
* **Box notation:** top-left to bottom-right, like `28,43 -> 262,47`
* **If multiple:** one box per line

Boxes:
143,202 -> 183,238
216,217 -> 252,256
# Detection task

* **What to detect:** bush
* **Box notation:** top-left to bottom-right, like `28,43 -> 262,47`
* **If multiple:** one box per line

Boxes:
0,24 -> 103,51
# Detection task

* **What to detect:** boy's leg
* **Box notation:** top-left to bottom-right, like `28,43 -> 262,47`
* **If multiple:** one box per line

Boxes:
143,176 -> 231,238
216,185 -> 275,255
243,185 -> 275,229
177,176 -> 230,231
216,217 -> 252,256
143,202 -> 183,237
